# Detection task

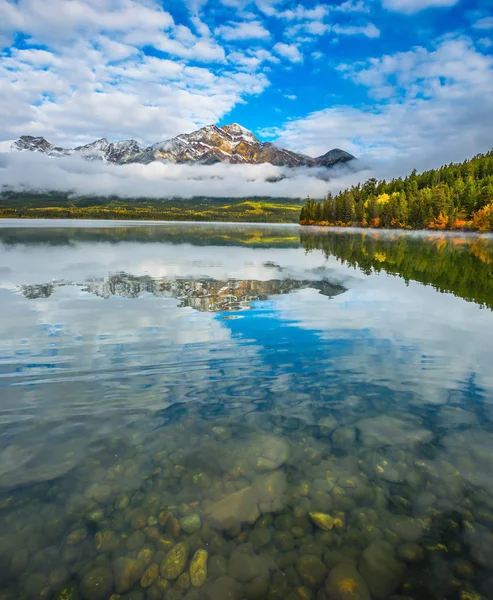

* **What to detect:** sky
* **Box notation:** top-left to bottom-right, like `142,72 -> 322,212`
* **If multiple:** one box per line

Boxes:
0,0 -> 492,195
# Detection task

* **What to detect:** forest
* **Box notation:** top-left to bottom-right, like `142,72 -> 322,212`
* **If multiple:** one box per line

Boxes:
300,150 -> 493,231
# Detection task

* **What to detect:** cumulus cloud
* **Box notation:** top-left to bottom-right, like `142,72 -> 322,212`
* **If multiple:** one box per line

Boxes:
269,36 -> 493,179
473,16 -> 493,30
0,37 -> 269,147
273,42 -> 304,63
0,0 -> 274,147
0,152 -> 365,199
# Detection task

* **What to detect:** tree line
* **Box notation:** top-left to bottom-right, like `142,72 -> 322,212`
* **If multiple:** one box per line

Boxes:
300,150 -> 493,231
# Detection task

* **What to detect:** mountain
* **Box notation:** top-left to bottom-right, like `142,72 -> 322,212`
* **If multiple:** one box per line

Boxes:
2,123 -> 355,168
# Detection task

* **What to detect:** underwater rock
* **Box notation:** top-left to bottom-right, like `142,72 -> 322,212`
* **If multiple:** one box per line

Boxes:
212,426 -> 232,441
332,427 -> 356,451
113,557 -> 145,594
389,516 -> 424,543
318,416 -> 339,435
248,434 -> 290,472
85,483 -> 112,504
369,452 -> 409,484
204,486 -> 259,533
274,531 -> 295,551
160,542 -> 189,580
296,554 -> 327,587
203,575 -> 244,600
396,543 -> 424,563
356,416 -> 433,448
177,572 -> 191,589
254,470 -> 287,513
179,514 -> 201,534
140,563 -> 159,588
325,562 -> 370,600
66,528 -> 87,545
464,523 -> 493,569
208,555 -> 228,579
309,512 -> 334,531
190,549 -> 208,587
80,566 -> 114,600
229,550 -> 268,583
245,575 -> 269,599
94,529 -> 120,552
358,541 -> 406,599
127,530 -> 145,551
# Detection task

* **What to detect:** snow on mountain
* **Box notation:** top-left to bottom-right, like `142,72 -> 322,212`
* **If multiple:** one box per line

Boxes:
2,124 -> 355,168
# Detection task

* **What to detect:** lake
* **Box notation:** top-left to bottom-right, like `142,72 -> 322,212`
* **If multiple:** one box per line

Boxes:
1,220 -> 493,600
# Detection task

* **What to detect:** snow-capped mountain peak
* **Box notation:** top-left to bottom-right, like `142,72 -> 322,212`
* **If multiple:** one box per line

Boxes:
2,124 -> 355,168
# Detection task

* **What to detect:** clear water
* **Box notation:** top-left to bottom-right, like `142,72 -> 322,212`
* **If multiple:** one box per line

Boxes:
1,221 -> 493,600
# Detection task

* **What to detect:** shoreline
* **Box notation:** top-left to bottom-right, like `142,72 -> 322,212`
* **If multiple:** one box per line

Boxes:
1,217 -> 492,237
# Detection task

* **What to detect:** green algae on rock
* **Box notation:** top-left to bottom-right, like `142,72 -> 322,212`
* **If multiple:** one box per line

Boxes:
160,542 -> 189,580
190,549 -> 208,587
325,562 -> 370,600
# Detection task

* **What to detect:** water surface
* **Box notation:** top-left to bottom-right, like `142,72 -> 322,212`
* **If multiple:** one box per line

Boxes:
1,221 -> 493,600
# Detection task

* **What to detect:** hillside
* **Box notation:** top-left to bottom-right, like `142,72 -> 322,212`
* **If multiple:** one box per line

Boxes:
300,150 -> 493,232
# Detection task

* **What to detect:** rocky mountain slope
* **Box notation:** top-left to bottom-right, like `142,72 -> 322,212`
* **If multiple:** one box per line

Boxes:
3,123 -> 354,168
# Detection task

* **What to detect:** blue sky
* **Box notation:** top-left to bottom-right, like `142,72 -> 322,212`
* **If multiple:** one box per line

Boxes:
0,0 -> 492,176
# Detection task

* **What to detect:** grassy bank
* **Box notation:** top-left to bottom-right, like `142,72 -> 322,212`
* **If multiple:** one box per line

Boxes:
0,192 -> 302,223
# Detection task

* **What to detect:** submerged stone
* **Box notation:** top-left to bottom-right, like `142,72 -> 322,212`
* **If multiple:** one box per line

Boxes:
309,512 -> 334,531
140,563 -> 159,588
203,575 -> 244,600
180,514 -> 201,534
396,543 -> 424,563
356,416 -> 433,448
389,515 -> 425,543
296,555 -> 327,587
160,542 -> 189,580
248,434 -> 290,472
113,557 -> 145,594
190,549 -> 208,587
204,486 -> 259,533
229,550 -> 266,583
358,541 -> 406,599
80,566 -> 114,600
325,562 -> 370,600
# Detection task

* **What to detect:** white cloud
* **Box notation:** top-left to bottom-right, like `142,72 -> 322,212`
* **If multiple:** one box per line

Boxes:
0,151 -> 361,199
215,21 -> 271,40
336,0 -> 371,13
478,37 -> 493,49
381,0 -> 459,14
0,1 -> 274,147
473,16 -> 493,30
0,0 -> 175,47
273,42 -> 304,63
332,23 -> 380,37
278,5 -> 329,20
270,37 -> 493,179
284,94 -> 297,100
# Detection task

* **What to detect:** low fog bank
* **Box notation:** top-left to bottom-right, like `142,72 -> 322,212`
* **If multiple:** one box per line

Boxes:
0,152 -> 370,200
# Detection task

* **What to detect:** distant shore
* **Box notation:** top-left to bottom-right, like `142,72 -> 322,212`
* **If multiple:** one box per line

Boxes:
0,197 -> 302,224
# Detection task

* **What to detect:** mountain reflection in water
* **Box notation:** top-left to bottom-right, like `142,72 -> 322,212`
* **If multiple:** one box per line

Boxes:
0,221 -> 493,600
21,275 -> 346,312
